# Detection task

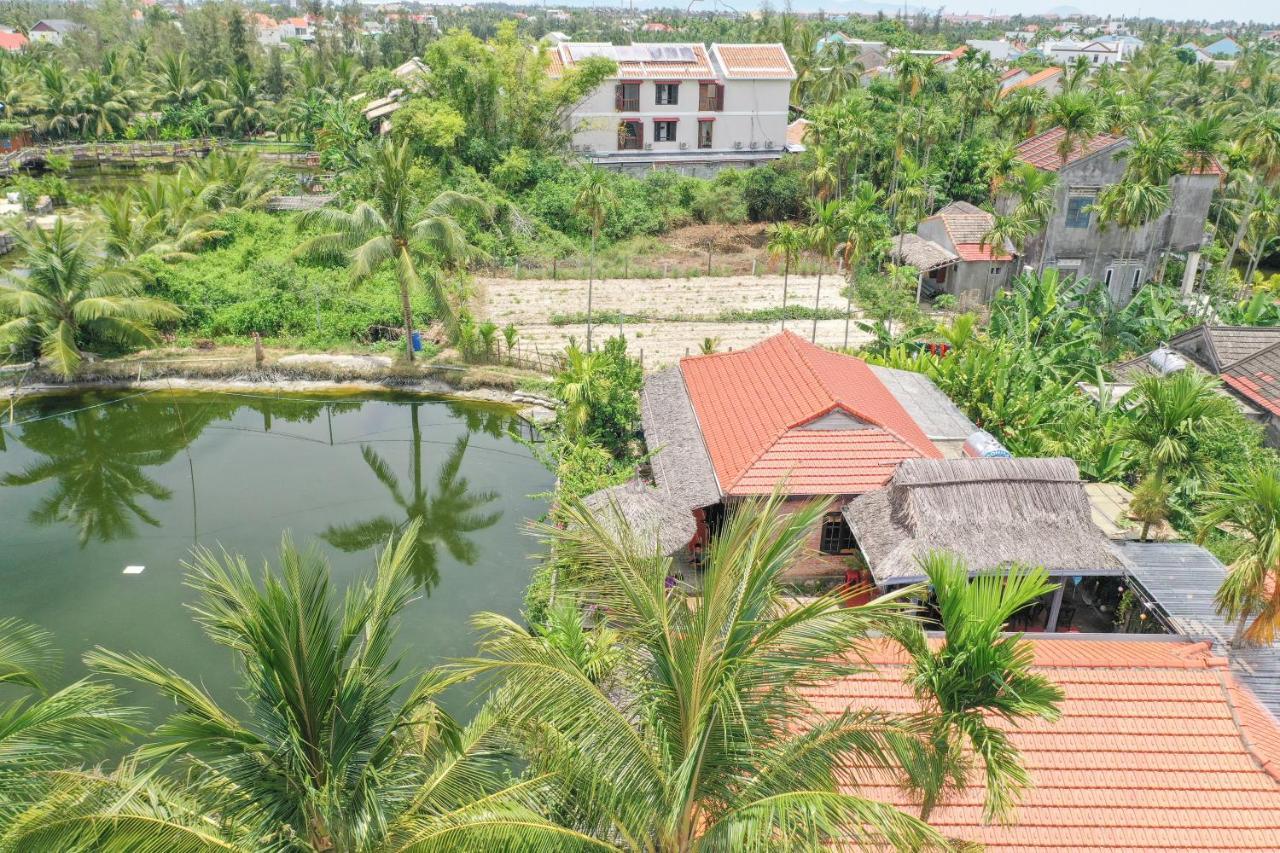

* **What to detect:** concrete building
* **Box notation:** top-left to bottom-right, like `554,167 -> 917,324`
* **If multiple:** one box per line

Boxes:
27,19 -> 84,46
890,201 -> 1015,305
1205,35 -> 1241,57
1006,126 -> 1221,305
550,42 -> 794,177
1043,38 -> 1124,65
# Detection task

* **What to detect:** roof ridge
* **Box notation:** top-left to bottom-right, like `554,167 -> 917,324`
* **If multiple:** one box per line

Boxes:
1214,667 -> 1280,785
784,333 -> 899,432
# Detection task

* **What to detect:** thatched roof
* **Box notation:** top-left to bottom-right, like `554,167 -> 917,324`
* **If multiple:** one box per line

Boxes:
581,478 -> 696,556
640,367 -> 721,510
843,457 -> 1128,585
888,234 -> 958,272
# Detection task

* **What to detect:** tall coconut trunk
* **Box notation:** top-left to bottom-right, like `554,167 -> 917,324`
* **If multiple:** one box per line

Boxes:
812,259 -> 824,344
396,244 -> 415,363
1222,182 -> 1261,289
781,255 -> 791,331
586,228 -> 597,353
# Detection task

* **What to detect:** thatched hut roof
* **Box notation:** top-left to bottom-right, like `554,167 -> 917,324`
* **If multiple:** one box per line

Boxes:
581,478 -> 696,556
888,234 -> 958,272
843,457 -> 1128,585
639,366 -> 721,510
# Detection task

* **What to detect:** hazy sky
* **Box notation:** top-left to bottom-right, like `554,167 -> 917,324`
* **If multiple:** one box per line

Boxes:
951,0 -> 1276,24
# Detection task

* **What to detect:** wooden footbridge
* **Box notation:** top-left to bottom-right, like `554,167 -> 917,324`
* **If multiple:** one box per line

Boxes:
0,140 -> 320,177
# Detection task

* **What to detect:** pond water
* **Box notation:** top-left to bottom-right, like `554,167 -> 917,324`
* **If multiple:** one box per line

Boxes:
0,391 -> 552,719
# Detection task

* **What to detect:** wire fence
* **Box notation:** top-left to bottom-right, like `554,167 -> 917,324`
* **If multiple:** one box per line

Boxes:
480,253 -> 833,282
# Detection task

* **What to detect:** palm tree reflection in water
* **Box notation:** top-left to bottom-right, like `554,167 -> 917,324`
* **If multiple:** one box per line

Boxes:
322,402 -> 502,593
1,396 -> 209,546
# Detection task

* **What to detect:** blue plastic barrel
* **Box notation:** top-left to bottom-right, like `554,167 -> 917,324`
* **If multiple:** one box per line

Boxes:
411,330 -> 422,352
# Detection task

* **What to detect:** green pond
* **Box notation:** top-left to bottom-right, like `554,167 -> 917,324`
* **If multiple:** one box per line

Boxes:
0,390 -> 551,718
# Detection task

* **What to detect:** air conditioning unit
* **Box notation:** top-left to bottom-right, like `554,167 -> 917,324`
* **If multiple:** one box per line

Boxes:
733,141 -> 743,150
749,141 -> 759,150
679,142 -> 688,150
644,143 -> 652,151
582,144 -> 593,152
765,139 -> 773,148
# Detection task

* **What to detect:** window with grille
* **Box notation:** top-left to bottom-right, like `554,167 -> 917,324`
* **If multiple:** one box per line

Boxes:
698,82 -> 724,111
615,82 -> 640,112
654,120 -> 677,142
819,513 -> 856,555
655,83 -> 679,105
697,120 -> 713,149
1065,196 -> 1093,229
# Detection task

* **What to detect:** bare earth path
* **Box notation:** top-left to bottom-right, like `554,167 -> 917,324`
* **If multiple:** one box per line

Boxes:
476,274 -> 872,367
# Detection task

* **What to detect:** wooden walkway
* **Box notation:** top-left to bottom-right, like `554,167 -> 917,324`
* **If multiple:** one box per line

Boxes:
0,139 -> 221,176
265,194 -> 335,212
1118,540 -> 1280,719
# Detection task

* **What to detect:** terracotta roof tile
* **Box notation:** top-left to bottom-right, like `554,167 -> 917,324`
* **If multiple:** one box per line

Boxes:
999,66 -> 1062,97
710,43 -> 796,79
678,332 -> 940,497
1016,125 -> 1127,171
0,31 -> 28,51
803,637 -> 1280,851
1222,342 -> 1280,417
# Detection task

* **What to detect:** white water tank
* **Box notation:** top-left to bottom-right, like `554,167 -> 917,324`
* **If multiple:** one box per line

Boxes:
1148,347 -> 1187,375
963,430 -> 1013,459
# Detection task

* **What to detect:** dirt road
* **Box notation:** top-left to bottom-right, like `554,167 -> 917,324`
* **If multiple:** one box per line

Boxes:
477,274 -> 872,367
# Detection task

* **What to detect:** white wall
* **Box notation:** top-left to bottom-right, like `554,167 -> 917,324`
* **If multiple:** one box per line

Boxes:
566,77 -> 790,156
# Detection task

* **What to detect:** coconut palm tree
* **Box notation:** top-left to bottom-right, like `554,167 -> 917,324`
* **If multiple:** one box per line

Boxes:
804,198 -> 842,344
814,41 -> 864,104
0,220 -> 182,378
74,70 -> 131,139
0,617 -> 139,795
459,492 -> 947,851
893,552 -> 1064,822
7,523 -> 579,852
1201,466 -> 1280,646
149,51 -> 205,111
767,222 -> 805,330
573,168 -> 615,353
295,139 -> 489,359
979,213 -> 1031,264
1222,110 -> 1280,284
211,65 -> 268,136
322,405 -> 501,592
34,64 -> 82,139
1124,371 -> 1236,539
1047,91 -> 1101,167
1116,180 -> 1171,293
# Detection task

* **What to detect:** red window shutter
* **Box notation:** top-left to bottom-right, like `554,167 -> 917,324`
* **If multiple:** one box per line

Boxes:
716,83 -> 725,110
615,84 -> 623,111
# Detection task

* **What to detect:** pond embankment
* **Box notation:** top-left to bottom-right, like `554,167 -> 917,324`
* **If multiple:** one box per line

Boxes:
0,347 -> 560,425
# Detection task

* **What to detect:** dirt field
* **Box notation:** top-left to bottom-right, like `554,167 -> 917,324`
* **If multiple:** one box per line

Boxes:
476,273 -> 873,367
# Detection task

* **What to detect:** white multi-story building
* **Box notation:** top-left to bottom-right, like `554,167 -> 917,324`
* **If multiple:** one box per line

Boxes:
549,42 -> 795,177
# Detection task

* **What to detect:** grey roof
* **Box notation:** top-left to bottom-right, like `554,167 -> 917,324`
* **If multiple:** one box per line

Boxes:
639,366 -> 721,510
1169,324 -> 1280,373
888,233 -> 958,272
33,19 -> 82,32
845,457 -> 1128,585
869,365 -> 977,443
1118,540 -> 1280,720
581,478 -> 696,556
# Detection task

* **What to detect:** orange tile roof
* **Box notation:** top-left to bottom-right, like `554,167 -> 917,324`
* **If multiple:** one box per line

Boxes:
1015,125 -> 1126,171
785,118 -> 812,147
999,66 -> 1026,81
710,43 -> 796,79
999,65 -> 1062,97
0,31 -> 28,51
803,637 -> 1280,851
934,44 -> 970,64
678,332 -> 940,497
955,242 -> 1013,261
